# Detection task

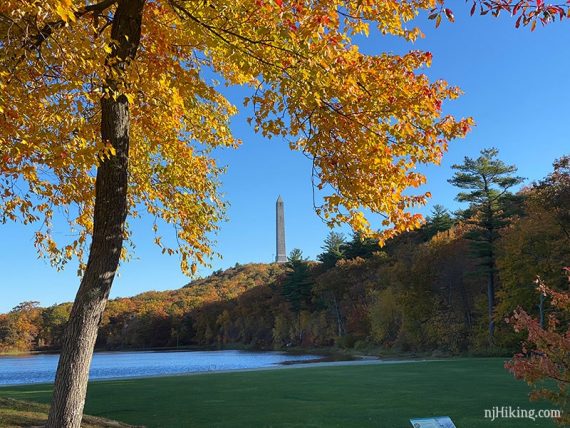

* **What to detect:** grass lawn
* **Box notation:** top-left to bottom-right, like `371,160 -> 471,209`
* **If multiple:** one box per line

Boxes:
0,358 -> 558,427
0,397 -> 139,427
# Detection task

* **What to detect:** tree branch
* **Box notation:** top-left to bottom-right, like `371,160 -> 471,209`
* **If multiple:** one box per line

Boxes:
28,0 -> 118,51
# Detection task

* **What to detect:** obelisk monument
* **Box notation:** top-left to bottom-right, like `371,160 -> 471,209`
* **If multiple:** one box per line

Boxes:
275,196 -> 287,263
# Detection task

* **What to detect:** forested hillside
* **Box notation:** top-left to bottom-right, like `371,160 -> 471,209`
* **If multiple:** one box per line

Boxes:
1,153 -> 568,355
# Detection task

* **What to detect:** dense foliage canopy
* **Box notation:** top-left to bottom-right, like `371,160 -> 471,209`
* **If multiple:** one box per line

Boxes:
0,0 -> 473,277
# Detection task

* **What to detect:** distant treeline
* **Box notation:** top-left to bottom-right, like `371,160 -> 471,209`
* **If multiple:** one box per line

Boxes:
1,151 -> 568,354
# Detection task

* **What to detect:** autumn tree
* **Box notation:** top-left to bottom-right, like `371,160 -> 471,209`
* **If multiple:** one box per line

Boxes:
430,0 -> 570,30
495,195 -> 558,331
313,256 -> 379,339
506,273 -> 570,426
449,148 -> 523,341
0,301 -> 42,351
534,155 -> 570,240
0,1 -> 472,426
41,303 -> 72,349
496,156 -> 570,329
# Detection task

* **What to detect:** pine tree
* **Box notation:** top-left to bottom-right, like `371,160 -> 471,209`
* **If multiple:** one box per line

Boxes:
317,232 -> 347,269
449,148 -> 524,341
282,249 -> 313,313
424,204 -> 454,239
343,232 -> 380,260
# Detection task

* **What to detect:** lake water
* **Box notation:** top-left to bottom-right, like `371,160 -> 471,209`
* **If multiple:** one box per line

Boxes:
0,350 -> 322,386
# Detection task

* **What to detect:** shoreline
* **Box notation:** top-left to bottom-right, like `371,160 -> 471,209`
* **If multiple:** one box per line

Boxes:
88,358 -> 433,382
0,357 -> 447,388
0,345 -> 324,357
0,344 -> 466,359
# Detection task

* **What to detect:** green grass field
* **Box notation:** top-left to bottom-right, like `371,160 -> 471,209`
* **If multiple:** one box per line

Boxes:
0,358 -> 558,427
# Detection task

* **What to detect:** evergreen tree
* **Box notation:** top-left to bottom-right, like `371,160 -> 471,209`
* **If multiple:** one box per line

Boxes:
449,148 -> 524,341
317,232 -> 347,269
424,204 -> 454,239
534,155 -> 570,241
343,232 -> 379,260
282,249 -> 313,313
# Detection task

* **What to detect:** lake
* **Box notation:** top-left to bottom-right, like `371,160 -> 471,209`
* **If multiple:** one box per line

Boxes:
0,350 -> 322,386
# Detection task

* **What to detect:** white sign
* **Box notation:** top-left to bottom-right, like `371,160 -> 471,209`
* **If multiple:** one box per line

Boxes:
410,416 -> 456,428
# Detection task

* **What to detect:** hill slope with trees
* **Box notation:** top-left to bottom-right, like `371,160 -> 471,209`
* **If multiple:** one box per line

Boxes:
1,153 -> 568,357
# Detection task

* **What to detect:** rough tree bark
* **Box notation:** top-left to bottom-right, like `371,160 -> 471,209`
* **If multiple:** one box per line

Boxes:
46,1 -> 145,426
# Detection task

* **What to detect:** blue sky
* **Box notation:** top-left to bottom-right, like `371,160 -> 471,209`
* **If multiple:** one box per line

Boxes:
1,9 -> 569,312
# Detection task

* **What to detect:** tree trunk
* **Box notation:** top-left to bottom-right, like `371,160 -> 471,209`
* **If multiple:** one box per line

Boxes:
487,255 -> 495,342
483,183 -> 496,342
46,1 -> 145,426
331,293 -> 344,337
538,291 -> 545,329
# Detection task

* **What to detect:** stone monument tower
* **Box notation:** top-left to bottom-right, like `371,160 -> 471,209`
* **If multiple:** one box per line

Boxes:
275,195 -> 287,263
